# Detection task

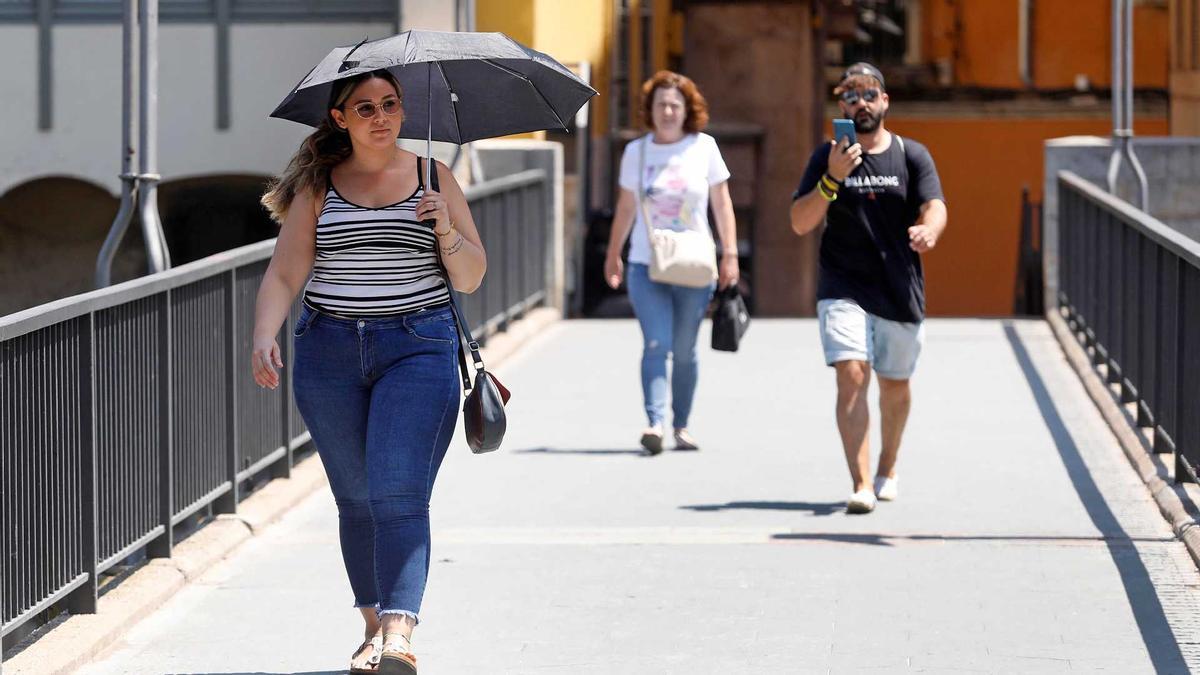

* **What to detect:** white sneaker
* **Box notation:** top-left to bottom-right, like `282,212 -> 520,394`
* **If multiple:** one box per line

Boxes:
846,488 -> 877,514
874,475 -> 898,501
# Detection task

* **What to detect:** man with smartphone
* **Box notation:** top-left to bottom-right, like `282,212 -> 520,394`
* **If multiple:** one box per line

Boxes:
789,62 -> 947,514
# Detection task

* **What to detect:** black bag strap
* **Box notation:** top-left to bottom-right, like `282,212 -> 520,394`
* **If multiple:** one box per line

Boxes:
422,157 -> 483,393
852,133 -> 917,261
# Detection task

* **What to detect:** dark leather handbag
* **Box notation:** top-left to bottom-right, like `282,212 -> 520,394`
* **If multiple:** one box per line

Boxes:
426,161 -> 510,454
711,286 -> 750,352
446,295 -> 510,454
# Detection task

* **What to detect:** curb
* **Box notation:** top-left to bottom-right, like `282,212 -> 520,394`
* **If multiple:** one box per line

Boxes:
1046,310 -> 1200,570
3,307 -> 561,674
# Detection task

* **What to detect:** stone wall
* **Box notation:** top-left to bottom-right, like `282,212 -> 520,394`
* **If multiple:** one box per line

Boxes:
683,1 -> 818,316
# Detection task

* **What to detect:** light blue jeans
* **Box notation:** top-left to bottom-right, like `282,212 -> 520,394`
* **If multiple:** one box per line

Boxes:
625,263 -> 716,430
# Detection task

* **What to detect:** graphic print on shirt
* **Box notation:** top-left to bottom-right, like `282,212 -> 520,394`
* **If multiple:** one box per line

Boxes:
845,172 -> 901,200
642,159 -> 696,230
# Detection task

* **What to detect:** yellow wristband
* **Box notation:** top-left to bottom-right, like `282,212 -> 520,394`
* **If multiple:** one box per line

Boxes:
817,182 -> 838,202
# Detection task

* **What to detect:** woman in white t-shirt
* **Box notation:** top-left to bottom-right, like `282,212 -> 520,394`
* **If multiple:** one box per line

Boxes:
604,70 -> 739,455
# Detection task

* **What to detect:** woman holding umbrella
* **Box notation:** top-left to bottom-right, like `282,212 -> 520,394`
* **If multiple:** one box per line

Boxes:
251,69 -> 485,674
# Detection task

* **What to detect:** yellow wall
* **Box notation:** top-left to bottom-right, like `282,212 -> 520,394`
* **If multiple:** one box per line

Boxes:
475,0 -> 534,47
477,0 -> 611,138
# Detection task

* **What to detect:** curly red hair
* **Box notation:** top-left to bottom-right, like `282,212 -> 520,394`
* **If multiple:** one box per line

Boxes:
640,70 -> 709,133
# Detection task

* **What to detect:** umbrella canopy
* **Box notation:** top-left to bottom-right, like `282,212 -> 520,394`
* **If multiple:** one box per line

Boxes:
270,30 -> 597,144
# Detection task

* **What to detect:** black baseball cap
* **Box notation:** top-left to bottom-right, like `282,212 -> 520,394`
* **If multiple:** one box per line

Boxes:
836,62 -> 885,91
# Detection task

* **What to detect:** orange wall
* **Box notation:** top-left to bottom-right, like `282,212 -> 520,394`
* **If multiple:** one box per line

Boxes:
924,1 -> 1168,90
885,115 -> 1168,316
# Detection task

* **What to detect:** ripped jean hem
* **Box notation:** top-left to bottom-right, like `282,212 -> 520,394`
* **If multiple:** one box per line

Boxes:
378,609 -> 420,625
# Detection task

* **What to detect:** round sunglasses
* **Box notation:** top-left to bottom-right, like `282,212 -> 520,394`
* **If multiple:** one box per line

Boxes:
345,99 -> 402,119
840,88 -> 880,106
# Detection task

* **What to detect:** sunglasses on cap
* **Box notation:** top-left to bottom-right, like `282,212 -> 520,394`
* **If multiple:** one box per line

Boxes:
840,88 -> 880,106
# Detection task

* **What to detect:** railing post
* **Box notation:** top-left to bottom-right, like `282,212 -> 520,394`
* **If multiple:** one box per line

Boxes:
149,291 -> 173,558
1155,254 -> 1181,455
67,315 -> 97,614
215,270 -> 239,513
1178,267 -> 1200,481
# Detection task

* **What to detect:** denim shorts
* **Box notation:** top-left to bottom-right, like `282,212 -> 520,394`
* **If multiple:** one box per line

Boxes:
817,298 -> 924,380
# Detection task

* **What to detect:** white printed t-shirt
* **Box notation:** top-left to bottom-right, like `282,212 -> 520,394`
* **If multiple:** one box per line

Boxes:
617,132 -> 731,266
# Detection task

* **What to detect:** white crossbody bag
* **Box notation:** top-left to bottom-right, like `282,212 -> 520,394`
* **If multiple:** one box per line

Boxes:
637,137 -> 718,288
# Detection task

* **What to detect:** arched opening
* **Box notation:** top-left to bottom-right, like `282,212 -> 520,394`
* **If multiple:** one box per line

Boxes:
158,174 -> 278,264
0,174 -> 280,316
0,177 -> 145,315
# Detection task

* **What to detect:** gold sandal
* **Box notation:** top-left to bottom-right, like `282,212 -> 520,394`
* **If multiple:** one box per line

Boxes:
377,634 -> 418,675
349,634 -> 383,674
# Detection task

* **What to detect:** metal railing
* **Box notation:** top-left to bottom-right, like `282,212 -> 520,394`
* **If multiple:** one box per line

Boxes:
1057,171 -> 1200,482
0,168 -> 551,646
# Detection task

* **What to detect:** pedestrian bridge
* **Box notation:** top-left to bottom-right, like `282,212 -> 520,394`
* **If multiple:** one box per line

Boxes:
3,171 -> 1200,673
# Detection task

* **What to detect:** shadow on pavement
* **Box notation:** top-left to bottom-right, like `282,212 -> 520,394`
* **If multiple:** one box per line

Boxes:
1004,322 -> 1189,673
515,446 -> 646,456
770,532 -> 1179,547
176,672 -> 342,675
681,501 -> 844,516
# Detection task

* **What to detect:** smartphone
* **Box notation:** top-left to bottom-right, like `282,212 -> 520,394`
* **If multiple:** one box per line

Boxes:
832,118 -> 857,149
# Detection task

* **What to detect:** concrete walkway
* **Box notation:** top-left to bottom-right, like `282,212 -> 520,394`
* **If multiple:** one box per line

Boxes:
80,319 -> 1200,674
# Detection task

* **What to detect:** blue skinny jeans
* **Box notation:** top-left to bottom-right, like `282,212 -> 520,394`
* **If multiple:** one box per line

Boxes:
291,303 -> 460,622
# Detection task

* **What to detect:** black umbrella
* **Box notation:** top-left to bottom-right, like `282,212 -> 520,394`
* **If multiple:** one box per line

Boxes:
270,29 -> 597,171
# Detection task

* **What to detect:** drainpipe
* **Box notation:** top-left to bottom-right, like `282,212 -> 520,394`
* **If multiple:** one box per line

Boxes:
97,0 -> 171,286
1105,0 -> 1149,210
1018,0 -> 1034,89
96,0 -> 139,287
139,0 -> 170,272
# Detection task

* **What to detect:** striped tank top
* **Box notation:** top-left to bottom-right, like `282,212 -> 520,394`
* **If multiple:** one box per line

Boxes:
302,158 -> 450,317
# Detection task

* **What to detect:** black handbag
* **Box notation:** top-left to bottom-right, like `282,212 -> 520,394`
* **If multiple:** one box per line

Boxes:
425,159 -> 510,454
446,294 -> 510,454
711,286 -> 750,352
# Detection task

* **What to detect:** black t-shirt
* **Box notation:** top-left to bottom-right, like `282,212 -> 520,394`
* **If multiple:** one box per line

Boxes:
794,134 -> 943,323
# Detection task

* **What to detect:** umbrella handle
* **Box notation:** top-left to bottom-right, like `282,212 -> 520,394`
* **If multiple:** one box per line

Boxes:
422,148 -> 440,229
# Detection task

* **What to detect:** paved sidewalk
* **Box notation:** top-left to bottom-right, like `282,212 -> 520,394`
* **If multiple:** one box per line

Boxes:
80,319 -> 1200,674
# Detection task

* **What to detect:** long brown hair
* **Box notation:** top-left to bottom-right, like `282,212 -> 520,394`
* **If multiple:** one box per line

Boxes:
640,70 -> 709,134
261,70 -> 403,223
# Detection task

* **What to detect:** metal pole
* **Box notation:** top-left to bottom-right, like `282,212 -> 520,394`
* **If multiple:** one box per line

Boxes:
36,0 -> 52,131
96,0 -> 139,288
1106,0 -> 1124,193
1123,0 -> 1149,209
427,64 -> 435,194
139,0 -> 170,272
1106,0 -> 1149,210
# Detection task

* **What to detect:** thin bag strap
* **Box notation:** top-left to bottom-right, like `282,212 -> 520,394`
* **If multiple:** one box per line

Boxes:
637,136 -> 655,250
422,158 -> 483,393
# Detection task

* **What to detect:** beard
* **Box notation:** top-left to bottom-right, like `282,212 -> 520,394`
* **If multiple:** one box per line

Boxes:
851,107 -> 885,133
